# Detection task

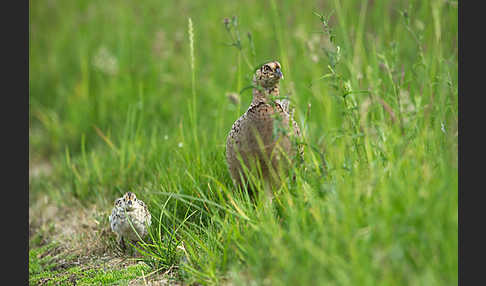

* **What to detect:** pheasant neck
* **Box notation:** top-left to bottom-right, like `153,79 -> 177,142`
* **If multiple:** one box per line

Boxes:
251,84 -> 280,105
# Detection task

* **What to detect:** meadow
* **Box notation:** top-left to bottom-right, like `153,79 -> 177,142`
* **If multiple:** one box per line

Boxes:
29,0 -> 458,285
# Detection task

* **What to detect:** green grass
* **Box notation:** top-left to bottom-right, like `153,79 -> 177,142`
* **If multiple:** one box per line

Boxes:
30,0 -> 458,285
29,242 -> 152,285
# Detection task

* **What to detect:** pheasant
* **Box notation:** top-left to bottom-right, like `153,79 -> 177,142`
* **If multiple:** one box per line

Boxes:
225,61 -> 302,195
109,192 -> 151,250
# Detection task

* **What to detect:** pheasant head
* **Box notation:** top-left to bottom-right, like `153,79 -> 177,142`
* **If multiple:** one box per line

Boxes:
122,191 -> 138,211
253,61 -> 284,89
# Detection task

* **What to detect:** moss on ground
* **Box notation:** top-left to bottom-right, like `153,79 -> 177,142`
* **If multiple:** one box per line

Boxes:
29,242 -> 152,285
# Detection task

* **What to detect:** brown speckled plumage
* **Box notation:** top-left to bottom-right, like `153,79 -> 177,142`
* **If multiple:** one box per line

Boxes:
226,61 -> 302,193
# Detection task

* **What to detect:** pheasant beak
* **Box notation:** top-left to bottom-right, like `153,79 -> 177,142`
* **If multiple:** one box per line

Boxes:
126,200 -> 134,211
275,68 -> 284,80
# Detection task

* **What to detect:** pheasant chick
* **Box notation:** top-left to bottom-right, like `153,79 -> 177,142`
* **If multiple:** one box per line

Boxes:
109,192 -> 151,250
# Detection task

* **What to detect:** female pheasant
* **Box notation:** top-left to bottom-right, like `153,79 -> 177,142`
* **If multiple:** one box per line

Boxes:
225,61 -> 302,194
